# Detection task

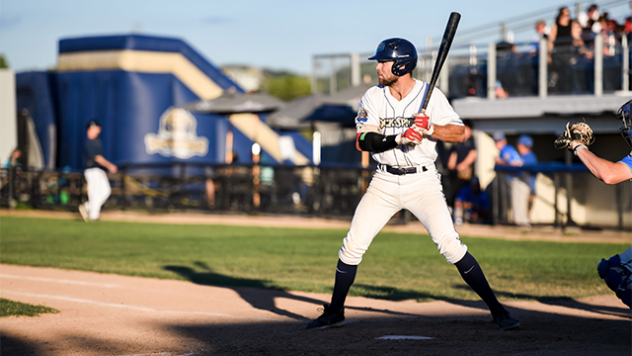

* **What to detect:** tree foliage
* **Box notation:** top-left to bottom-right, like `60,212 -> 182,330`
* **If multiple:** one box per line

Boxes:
0,54 -> 9,69
261,72 -> 311,102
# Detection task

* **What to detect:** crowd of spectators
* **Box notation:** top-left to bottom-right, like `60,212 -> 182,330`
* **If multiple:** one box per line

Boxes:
462,2 -> 632,99
545,3 -> 631,94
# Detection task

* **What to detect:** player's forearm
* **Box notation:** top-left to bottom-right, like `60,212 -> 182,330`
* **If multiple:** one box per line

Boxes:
447,152 -> 457,170
576,149 -> 632,184
458,150 -> 477,169
356,132 -> 398,153
430,124 -> 465,143
94,155 -> 116,172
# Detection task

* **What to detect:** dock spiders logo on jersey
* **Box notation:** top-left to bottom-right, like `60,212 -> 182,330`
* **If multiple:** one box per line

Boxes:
355,107 -> 369,125
380,116 -> 414,129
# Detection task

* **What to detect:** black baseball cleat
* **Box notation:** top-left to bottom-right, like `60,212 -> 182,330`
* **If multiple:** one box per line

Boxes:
492,310 -> 520,331
305,304 -> 345,330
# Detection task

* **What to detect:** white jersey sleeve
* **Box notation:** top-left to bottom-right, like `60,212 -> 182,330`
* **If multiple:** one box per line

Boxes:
356,89 -> 381,134
426,87 -> 462,127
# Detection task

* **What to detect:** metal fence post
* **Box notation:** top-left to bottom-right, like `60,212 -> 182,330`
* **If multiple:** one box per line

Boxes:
500,22 -> 507,42
8,167 -> 14,209
564,151 -> 573,228
469,45 -> 477,66
121,166 -> 127,211
616,184 -> 623,231
539,37 -> 548,98
487,42 -> 496,100
350,53 -> 360,87
594,34 -> 603,97
440,54 -> 449,94
330,57 -> 337,94
492,174 -> 499,226
622,35 -> 630,93
310,56 -> 318,94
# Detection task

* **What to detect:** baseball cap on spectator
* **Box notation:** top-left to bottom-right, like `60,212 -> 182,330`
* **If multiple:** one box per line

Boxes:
492,131 -> 505,142
518,135 -> 533,147
86,119 -> 102,129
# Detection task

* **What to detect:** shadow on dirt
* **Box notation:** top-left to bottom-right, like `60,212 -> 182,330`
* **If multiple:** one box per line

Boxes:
0,333 -> 42,356
164,262 -> 632,324
459,285 -> 631,318
164,307 -> 632,356
163,263 -> 424,321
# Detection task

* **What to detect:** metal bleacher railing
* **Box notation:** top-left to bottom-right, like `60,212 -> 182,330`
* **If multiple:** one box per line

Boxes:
310,34 -> 631,98
311,0 -> 632,98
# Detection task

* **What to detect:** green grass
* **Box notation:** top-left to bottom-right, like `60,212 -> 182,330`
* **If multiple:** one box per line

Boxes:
0,216 -> 627,302
0,298 -> 59,317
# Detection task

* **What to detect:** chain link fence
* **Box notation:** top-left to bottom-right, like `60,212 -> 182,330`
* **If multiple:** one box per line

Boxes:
0,164 -> 373,218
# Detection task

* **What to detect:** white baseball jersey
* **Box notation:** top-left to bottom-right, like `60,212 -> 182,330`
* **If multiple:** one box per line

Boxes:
355,79 -> 462,167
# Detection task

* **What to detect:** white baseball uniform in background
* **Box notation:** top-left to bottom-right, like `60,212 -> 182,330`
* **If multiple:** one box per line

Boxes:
84,167 -> 111,220
339,79 -> 467,265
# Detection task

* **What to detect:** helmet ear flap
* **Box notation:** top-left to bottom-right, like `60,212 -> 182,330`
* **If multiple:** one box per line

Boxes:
392,61 -> 416,77
618,100 -> 632,149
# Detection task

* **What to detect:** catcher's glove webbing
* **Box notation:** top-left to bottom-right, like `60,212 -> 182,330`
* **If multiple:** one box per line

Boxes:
554,121 -> 595,151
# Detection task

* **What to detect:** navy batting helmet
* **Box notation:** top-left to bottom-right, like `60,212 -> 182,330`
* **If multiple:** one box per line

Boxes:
368,38 -> 418,77
617,99 -> 632,148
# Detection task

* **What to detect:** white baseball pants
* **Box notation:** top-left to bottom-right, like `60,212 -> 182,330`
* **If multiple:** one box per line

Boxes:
339,165 -> 468,265
84,168 -> 111,220
510,178 -> 530,227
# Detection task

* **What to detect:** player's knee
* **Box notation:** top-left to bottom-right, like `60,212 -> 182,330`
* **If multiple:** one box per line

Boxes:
598,254 -> 632,307
338,237 -> 366,265
338,245 -> 364,265
617,285 -> 631,308
436,235 -> 468,264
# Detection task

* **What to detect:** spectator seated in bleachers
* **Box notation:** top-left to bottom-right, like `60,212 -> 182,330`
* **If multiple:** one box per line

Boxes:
453,177 -> 491,226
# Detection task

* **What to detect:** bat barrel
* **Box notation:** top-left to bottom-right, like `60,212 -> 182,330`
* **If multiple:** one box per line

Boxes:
421,12 -> 461,113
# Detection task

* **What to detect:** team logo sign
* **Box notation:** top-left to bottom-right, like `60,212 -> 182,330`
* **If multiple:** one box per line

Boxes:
144,107 -> 208,159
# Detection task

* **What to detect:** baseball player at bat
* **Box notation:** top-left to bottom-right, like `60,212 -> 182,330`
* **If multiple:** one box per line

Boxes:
554,100 -> 632,308
306,38 -> 520,331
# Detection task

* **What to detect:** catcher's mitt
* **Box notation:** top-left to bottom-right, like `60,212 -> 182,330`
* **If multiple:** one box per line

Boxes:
554,121 -> 595,151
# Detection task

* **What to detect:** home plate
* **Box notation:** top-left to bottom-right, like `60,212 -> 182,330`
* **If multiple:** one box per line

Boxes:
376,335 -> 434,340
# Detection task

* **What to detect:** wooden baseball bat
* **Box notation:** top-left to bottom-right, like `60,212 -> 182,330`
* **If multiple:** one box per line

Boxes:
420,12 -> 461,114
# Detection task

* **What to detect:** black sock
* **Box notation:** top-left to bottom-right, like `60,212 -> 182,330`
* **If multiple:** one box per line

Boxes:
455,252 -> 505,316
329,259 -> 357,313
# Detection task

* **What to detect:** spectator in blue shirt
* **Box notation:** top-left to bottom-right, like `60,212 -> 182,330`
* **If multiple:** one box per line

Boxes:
493,131 -> 530,228
517,135 -> 538,211
494,131 -> 523,168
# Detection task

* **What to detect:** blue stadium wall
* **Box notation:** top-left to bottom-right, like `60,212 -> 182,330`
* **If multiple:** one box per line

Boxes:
16,34 -> 313,172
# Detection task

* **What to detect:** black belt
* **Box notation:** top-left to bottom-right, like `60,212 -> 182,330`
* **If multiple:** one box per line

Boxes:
381,165 -> 428,175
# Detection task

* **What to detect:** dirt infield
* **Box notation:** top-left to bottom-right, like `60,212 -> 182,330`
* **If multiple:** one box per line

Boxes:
1,210 -> 631,355
1,264 -> 631,356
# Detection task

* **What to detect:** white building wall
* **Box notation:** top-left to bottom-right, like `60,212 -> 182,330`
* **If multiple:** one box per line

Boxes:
0,69 -> 17,166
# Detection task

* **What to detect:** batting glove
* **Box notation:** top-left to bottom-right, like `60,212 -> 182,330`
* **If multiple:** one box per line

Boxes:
397,126 -> 423,146
414,114 -> 434,136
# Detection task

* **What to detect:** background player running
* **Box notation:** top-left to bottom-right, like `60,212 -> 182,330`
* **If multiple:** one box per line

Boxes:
79,120 -> 118,222
306,38 -> 520,331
